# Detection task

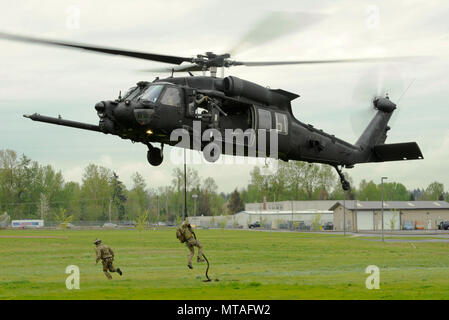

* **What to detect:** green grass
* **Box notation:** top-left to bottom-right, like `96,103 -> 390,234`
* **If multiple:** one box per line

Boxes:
357,236 -> 449,240
1,228 -> 449,299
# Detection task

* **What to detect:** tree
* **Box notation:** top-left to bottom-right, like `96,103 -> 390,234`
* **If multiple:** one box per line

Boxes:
80,164 -> 113,220
227,189 -> 244,214
54,208 -> 73,229
126,172 -> 148,220
39,193 -> 49,220
0,212 -> 10,228
357,180 -> 380,201
424,181 -> 445,200
383,182 -> 410,201
62,182 -> 81,219
311,213 -> 322,231
136,210 -> 149,232
197,177 -> 219,216
170,167 -> 201,217
111,172 -> 127,220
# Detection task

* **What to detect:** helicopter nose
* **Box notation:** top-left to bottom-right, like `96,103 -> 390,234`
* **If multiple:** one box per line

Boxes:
95,101 -> 105,112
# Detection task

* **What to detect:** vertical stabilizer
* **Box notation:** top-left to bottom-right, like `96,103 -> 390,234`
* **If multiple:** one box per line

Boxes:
355,97 -> 396,149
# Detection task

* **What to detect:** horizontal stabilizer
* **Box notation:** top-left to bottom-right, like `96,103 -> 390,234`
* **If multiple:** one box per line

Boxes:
270,89 -> 300,101
373,142 -> 423,162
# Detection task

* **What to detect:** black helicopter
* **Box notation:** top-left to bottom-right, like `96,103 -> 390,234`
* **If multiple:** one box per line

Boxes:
0,26 -> 423,191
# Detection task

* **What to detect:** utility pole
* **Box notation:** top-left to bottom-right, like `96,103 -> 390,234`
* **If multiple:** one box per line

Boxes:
183,148 -> 187,221
192,194 -> 198,216
109,198 -> 112,223
157,193 -> 159,225
343,191 -> 346,236
291,200 -> 294,231
165,192 -> 169,224
381,177 -> 388,242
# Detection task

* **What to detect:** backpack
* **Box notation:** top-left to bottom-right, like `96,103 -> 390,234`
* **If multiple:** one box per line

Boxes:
176,227 -> 186,243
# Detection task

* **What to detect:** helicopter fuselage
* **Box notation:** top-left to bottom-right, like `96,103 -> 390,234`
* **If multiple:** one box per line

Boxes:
24,74 -> 423,190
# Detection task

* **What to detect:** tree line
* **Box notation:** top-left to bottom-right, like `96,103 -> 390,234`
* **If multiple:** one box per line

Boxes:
1,149 -> 447,221
243,161 -> 449,203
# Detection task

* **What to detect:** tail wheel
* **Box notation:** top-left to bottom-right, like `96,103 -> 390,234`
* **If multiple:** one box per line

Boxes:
147,147 -> 163,166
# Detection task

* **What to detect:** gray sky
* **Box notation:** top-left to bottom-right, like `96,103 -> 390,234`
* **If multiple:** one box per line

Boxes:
0,0 -> 448,193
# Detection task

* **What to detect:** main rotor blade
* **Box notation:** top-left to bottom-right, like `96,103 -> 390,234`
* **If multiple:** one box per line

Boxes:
229,11 -> 324,55
142,64 -> 203,73
234,56 -> 418,67
0,31 -> 193,65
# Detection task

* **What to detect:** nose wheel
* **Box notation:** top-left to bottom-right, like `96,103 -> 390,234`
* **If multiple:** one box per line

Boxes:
146,143 -> 163,166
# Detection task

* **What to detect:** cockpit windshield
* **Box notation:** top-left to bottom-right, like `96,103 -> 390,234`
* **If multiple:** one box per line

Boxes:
123,86 -> 142,100
139,84 -> 164,102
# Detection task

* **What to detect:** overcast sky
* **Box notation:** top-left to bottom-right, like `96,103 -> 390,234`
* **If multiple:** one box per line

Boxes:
0,0 -> 448,193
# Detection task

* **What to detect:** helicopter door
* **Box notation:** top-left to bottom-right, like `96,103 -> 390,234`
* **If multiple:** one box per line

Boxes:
274,111 -> 289,158
157,86 -> 184,130
274,112 -> 288,135
256,108 -> 289,158
256,108 -> 272,156
213,105 -> 256,157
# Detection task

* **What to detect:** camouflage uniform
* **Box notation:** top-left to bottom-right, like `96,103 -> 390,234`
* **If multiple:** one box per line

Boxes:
94,239 -> 122,279
180,222 -> 204,268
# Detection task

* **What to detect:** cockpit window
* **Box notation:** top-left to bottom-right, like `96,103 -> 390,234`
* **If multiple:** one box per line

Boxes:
123,86 -> 141,100
160,87 -> 182,107
139,85 -> 164,102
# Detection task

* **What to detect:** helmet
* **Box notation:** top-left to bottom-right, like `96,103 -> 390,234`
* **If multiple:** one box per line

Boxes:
94,238 -> 102,245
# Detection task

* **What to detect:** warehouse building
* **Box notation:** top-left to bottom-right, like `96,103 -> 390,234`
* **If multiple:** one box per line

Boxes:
331,201 -> 449,231
233,209 -> 333,229
241,200 -> 336,229
245,200 -> 337,212
189,200 -> 449,231
189,201 -> 336,229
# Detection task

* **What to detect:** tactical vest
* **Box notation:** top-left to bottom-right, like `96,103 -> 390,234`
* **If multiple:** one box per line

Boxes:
97,244 -> 113,259
176,227 -> 186,243
176,224 -> 193,243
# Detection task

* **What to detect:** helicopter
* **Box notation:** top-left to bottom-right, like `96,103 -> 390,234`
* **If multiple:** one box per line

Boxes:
0,20 -> 423,191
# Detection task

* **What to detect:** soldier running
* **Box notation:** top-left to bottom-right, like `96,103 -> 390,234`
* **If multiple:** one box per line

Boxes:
94,238 -> 122,279
177,221 -> 204,269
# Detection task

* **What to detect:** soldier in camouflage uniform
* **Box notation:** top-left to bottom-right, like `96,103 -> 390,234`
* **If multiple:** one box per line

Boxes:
179,221 -> 204,269
94,239 -> 122,279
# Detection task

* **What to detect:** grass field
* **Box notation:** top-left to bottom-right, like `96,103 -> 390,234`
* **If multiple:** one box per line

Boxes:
1,227 -> 449,300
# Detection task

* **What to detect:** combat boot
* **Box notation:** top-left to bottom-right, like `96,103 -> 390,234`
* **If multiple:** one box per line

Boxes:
197,256 -> 205,263
117,268 -> 123,276
187,263 -> 193,269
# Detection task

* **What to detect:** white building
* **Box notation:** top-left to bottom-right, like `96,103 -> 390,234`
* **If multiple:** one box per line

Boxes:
233,210 -> 333,229
188,200 -> 337,229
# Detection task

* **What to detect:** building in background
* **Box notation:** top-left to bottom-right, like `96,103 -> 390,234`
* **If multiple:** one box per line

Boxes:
189,201 -> 337,229
189,200 -> 449,231
331,201 -> 449,231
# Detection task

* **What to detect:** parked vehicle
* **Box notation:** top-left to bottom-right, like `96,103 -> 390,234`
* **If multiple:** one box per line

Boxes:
323,222 -> 333,230
248,221 -> 261,229
438,221 -> 449,230
103,223 -> 118,229
402,222 -> 414,230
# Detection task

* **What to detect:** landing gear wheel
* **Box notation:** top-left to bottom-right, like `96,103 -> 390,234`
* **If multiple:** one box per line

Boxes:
147,147 -> 163,166
341,180 -> 351,191
333,165 -> 351,191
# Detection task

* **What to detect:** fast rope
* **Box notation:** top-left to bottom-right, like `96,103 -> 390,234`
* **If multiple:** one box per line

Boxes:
192,229 -> 219,282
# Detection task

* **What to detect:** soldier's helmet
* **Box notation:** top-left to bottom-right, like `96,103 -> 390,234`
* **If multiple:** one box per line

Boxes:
94,238 -> 102,245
